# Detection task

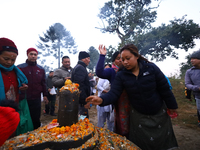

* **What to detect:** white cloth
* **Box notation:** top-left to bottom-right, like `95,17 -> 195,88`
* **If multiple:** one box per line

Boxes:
97,78 -> 110,96
50,86 -> 57,95
96,78 -> 114,131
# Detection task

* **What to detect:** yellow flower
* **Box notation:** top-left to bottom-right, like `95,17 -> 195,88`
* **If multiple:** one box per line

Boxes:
65,79 -> 72,85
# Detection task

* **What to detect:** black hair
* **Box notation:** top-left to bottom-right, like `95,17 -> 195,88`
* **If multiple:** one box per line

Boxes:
0,100 -> 19,112
111,51 -> 120,62
62,56 -> 70,62
120,44 -> 150,63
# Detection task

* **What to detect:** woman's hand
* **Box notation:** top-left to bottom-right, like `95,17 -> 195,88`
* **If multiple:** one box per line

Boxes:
167,109 -> 178,118
86,95 -> 103,105
102,90 -> 108,93
168,109 -> 178,114
98,45 -> 107,55
19,83 -> 28,91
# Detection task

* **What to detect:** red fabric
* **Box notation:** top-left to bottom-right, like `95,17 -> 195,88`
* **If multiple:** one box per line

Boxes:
1,70 -> 19,102
27,48 -> 38,55
0,106 -> 20,146
114,90 -> 130,138
0,37 -> 18,54
112,64 -> 119,72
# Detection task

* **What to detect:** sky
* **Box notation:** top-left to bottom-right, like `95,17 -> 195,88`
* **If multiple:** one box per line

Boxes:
0,0 -> 200,77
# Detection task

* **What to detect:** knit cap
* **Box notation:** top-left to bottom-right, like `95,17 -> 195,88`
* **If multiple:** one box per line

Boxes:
191,50 -> 200,60
27,48 -> 38,55
0,37 -> 18,55
78,51 -> 90,60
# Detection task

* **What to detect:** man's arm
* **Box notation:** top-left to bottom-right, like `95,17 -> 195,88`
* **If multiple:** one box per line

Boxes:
72,67 -> 87,105
52,69 -> 65,88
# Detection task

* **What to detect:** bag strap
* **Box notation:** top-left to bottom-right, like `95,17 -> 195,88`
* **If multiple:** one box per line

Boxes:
23,90 -> 27,99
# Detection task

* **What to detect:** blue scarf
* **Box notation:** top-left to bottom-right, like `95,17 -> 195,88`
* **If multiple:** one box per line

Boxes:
0,64 -> 28,101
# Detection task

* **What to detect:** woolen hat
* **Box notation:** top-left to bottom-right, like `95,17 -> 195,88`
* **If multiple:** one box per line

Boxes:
0,106 -> 20,146
191,50 -> 200,60
27,48 -> 38,55
78,51 -> 90,60
112,51 -> 120,62
0,37 -> 18,55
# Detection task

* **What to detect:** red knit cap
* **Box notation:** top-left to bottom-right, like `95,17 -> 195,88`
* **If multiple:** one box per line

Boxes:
0,37 -> 18,55
0,106 -> 20,146
27,48 -> 38,56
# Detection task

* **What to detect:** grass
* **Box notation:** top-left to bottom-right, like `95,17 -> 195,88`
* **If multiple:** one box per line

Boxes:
169,78 -> 199,130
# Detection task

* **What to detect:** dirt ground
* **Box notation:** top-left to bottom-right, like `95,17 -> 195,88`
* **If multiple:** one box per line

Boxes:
40,100 -> 200,150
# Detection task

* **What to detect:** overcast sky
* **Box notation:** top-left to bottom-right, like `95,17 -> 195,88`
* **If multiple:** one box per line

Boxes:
0,0 -> 200,77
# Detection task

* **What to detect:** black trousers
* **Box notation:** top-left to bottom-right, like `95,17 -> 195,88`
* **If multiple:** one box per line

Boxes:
45,94 -> 56,114
27,99 -> 41,130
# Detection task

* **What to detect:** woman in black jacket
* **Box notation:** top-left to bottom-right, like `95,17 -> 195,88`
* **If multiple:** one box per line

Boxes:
86,44 -> 178,150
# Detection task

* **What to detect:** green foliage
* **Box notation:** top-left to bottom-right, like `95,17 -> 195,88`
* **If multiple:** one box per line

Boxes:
87,46 -> 99,72
98,0 -> 157,43
105,45 -> 118,64
36,23 -> 78,69
179,54 -> 193,79
97,0 -> 200,61
136,17 -> 200,61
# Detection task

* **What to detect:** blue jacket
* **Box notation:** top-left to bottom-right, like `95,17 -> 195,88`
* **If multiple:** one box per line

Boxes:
100,60 -> 178,115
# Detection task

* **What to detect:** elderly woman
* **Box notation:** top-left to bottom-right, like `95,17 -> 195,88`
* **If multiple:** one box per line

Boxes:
0,37 -> 29,140
0,37 -> 28,102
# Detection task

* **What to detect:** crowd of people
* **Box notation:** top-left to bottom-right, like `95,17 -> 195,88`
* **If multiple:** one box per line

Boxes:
0,36 -> 200,149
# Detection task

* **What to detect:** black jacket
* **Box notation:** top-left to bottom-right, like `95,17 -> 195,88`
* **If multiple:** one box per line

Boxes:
46,75 -> 54,92
100,60 -> 178,115
71,61 -> 90,105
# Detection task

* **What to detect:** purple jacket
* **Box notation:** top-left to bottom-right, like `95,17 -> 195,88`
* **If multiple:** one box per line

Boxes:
96,54 -> 116,84
17,60 -> 47,100
185,66 -> 200,99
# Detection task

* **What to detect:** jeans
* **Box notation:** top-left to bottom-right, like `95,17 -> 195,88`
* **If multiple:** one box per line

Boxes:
195,98 -> 200,121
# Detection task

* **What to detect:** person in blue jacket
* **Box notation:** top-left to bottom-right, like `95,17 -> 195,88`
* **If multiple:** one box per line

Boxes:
86,44 -> 178,150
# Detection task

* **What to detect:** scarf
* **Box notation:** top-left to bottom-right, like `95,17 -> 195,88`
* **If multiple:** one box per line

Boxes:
0,64 -> 28,101
112,64 -> 119,73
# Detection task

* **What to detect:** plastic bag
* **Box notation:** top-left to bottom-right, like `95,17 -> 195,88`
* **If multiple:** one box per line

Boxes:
5,84 -> 16,101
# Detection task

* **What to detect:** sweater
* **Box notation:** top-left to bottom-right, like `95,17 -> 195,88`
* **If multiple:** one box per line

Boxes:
52,66 -> 73,88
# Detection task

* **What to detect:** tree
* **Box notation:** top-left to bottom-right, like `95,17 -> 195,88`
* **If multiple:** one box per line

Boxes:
105,45 -> 118,64
87,46 -> 99,72
97,0 -> 200,61
135,17 -> 200,61
37,23 -> 78,69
